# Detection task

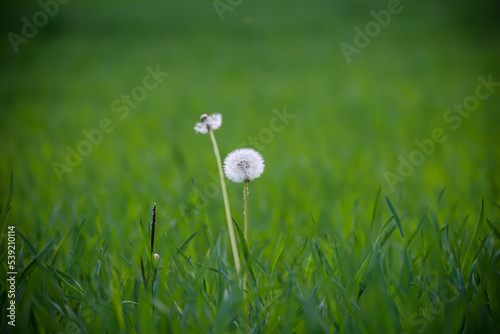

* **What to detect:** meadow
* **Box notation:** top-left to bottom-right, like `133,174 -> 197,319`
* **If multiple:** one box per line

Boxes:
1,0 -> 500,333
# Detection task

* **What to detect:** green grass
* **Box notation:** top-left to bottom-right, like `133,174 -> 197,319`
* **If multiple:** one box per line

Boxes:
1,0 -> 500,333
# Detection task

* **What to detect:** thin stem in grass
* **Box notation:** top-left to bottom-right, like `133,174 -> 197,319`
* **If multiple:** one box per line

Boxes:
244,182 -> 249,246
243,181 -> 250,320
209,130 -> 242,277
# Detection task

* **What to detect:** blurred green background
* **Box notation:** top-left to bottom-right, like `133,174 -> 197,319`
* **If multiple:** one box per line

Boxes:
1,0 -> 499,252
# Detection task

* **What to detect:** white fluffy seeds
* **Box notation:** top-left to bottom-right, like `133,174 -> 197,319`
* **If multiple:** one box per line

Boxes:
224,148 -> 265,183
194,113 -> 222,134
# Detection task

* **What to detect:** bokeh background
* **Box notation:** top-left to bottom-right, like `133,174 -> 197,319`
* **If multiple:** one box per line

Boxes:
1,0 -> 499,254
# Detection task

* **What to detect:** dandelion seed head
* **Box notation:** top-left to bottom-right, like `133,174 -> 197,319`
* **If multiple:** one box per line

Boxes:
194,113 -> 222,134
224,148 -> 265,183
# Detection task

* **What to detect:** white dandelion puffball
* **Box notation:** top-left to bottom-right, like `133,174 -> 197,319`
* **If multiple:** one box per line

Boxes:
224,148 -> 265,183
194,113 -> 222,134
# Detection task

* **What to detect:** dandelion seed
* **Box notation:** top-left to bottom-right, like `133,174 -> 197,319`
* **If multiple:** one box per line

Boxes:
194,113 -> 222,134
224,148 -> 265,183
154,253 -> 160,262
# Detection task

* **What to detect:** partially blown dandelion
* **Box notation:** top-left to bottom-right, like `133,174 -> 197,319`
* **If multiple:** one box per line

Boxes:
194,113 -> 222,134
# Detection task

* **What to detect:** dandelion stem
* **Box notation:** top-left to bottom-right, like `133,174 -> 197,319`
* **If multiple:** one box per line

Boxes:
208,130 -> 242,278
244,182 -> 249,245
243,181 -> 250,320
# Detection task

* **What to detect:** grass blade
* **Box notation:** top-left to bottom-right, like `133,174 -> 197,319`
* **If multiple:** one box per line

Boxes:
178,232 -> 198,252
462,199 -> 485,277
370,186 -> 382,229
291,236 -> 309,269
17,228 -> 38,256
385,196 -> 411,287
385,196 -> 406,245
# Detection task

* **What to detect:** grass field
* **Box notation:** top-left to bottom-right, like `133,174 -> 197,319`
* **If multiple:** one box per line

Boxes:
1,0 -> 500,333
